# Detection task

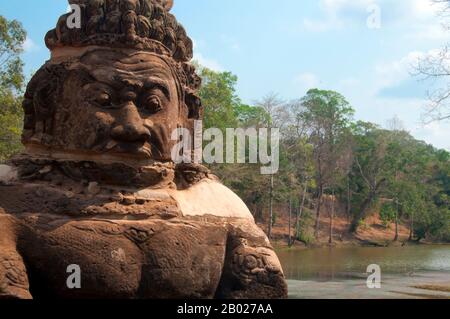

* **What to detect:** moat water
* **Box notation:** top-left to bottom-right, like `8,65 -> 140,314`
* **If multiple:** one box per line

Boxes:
276,245 -> 450,299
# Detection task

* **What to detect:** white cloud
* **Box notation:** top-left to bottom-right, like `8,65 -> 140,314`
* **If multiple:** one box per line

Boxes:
293,72 -> 321,93
411,3 -> 449,42
193,52 -> 224,72
375,51 -> 426,88
192,38 -> 224,71
303,0 -> 374,32
22,37 -> 39,52
295,1 -> 450,149
410,0 -> 445,20
303,0 -> 450,37
374,48 -> 450,95
220,35 -> 241,52
411,24 -> 450,41
414,121 -> 450,150
400,0 -> 450,41
321,0 -> 374,16
333,50 -> 450,150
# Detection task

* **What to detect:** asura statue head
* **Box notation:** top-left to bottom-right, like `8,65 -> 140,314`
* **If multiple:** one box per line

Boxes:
21,0 -> 202,164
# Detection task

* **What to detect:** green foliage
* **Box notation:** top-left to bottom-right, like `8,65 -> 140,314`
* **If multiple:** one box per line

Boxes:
196,63 -> 450,242
300,89 -> 355,131
0,16 -> 26,91
196,65 -> 273,214
0,104 -> 23,162
380,202 -> 396,227
299,89 -> 355,190
234,104 -> 270,128
415,206 -> 450,242
296,210 -> 315,245
196,65 -> 240,130
0,15 -> 26,162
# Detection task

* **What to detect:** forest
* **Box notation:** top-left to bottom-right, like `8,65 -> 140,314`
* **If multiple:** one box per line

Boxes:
1,15 -> 449,246
197,65 -> 450,246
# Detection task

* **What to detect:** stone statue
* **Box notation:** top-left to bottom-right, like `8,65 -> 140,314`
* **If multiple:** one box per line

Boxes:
0,0 -> 287,299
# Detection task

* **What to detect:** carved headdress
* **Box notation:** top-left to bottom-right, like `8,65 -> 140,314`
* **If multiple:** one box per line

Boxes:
46,0 -> 189,62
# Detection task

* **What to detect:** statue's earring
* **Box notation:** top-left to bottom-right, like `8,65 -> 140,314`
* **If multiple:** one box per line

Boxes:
185,92 -> 202,120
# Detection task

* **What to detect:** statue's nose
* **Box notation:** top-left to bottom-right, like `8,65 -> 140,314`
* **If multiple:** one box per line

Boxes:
111,102 -> 150,143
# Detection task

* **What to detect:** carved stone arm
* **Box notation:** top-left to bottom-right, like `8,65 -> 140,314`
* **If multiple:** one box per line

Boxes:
216,220 -> 288,299
0,214 -> 32,299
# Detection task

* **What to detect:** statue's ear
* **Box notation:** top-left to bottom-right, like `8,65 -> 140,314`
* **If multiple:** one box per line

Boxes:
33,77 -> 58,121
185,91 -> 202,120
21,64 -> 71,142
31,65 -> 93,121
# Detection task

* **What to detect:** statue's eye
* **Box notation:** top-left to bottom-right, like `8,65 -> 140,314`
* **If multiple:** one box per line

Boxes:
143,95 -> 163,114
95,92 -> 112,107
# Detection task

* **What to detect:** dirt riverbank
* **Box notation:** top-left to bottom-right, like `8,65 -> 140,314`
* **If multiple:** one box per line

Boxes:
257,209 -> 430,249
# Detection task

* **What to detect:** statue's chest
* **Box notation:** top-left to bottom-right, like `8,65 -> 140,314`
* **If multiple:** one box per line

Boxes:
18,218 -> 228,299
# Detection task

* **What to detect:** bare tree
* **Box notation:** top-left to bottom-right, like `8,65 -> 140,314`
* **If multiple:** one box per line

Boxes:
254,93 -> 284,239
298,90 -> 354,239
413,1 -> 450,122
328,191 -> 335,245
349,131 -> 390,233
288,199 -> 292,246
386,115 -> 405,132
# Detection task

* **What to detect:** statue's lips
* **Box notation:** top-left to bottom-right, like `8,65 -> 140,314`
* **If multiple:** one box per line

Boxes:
103,127 -> 166,160
106,141 -> 153,159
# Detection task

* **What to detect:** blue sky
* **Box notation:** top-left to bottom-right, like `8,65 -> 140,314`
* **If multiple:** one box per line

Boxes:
1,0 -> 450,150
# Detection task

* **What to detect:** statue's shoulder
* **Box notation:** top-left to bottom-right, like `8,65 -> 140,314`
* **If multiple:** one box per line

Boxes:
169,178 -> 254,221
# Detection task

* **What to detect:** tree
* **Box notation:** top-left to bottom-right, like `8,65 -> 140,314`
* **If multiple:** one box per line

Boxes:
348,125 -> 392,233
280,100 -> 315,244
196,65 -> 240,130
0,15 -> 26,162
254,93 -> 284,239
299,89 -> 354,238
196,63 -> 450,245
197,65 -> 273,225
412,0 -> 450,122
414,48 -> 450,122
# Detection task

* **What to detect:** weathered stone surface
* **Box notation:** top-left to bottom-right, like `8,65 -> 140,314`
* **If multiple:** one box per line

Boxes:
17,217 -> 227,299
0,0 -> 287,299
170,179 -> 255,220
0,214 -> 32,299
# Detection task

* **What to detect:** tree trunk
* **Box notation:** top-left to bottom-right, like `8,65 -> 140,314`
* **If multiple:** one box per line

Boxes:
394,200 -> 399,242
350,179 -> 386,233
255,204 -> 263,223
314,185 -> 323,238
409,211 -> 414,241
268,175 -> 274,239
346,176 -> 351,221
294,206 -> 300,244
296,183 -> 308,241
329,190 -> 335,245
288,199 -> 292,247
350,190 -> 375,233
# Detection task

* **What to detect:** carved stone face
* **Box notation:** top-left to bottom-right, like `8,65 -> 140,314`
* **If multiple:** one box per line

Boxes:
48,49 -> 187,162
